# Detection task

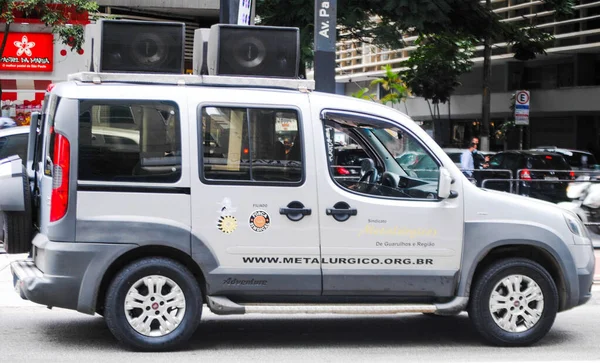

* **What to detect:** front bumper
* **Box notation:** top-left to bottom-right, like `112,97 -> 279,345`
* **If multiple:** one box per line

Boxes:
575,247 -> 595,307
11,234 -> 136,314
571,241 -> 596,305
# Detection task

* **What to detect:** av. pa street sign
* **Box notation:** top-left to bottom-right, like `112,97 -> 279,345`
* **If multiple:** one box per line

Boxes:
514,90 -> 530,126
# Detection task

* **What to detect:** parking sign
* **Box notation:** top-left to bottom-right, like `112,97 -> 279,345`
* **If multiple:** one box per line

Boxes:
514,90 -> 530,126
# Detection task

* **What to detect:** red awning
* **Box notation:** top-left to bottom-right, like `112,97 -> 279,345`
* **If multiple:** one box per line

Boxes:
1,79 -> 50,103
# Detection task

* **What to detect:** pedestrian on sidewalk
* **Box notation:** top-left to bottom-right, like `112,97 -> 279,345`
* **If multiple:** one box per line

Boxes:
461,142 -> 476,178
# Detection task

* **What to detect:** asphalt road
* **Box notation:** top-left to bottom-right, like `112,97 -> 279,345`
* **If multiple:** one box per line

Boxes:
1,252 -> 600,363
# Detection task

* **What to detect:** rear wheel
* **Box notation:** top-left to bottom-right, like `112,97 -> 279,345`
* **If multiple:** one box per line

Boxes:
2,166 -> 33,254
468,258 -> 558,346
104,257 -> 202,351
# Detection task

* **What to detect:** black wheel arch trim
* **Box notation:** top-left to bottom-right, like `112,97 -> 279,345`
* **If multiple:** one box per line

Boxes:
459,224 -> 577,312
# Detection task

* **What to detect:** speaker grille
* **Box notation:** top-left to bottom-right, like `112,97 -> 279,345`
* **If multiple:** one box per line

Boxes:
217,26 -> 299,78
100,21 -> 185,74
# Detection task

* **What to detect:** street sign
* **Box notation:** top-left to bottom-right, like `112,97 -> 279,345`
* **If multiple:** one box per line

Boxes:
237,0 -> 252,25
514,90 -> 530,126
314,0 -> 337,93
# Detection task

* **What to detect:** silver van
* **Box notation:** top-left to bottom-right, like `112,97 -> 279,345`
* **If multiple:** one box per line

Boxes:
0,70 -> 593,351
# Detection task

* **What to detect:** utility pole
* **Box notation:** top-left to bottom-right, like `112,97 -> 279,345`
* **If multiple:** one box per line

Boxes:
314,0 -> 337,93
480,0 -> 492,152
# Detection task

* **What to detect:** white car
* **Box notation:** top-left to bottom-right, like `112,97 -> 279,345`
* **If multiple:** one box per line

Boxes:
0,126 -> 30,249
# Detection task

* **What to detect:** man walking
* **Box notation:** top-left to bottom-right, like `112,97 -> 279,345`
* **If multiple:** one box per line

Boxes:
461,141 -> 477,178
471,137 -> 480,169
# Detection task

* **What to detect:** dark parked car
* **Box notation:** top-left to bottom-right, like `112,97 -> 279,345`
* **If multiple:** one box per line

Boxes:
331,146 -> 368,177
530,147 -> 599,171
485,150 -> 574,203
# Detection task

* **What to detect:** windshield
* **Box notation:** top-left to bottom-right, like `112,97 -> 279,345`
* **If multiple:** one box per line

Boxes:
528,155 -> 571,170
564,152 -> 597,168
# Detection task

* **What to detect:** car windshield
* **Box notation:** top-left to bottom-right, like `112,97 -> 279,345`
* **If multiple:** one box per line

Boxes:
528,155 -> 571,170
564,152 -> 597,168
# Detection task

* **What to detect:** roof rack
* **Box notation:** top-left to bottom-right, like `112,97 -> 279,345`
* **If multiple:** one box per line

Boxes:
67,72 -> 315,91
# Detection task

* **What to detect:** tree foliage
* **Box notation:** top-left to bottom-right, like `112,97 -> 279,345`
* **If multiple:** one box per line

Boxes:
352,64 -> 409,106
257,0 -> 574,66
399,35 -> 474,106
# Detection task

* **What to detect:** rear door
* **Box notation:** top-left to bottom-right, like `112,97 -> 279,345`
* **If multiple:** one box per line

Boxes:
188,88 -> 322,297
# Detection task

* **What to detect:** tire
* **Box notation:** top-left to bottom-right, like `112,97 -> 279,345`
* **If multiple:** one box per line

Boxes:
2,166 -> 33,254
104,257 -> 202,351
468,258 -> 558,347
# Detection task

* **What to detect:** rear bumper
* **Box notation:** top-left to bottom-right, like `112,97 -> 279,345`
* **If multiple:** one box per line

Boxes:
11,234 -> 136,314
11,259 -> 80,310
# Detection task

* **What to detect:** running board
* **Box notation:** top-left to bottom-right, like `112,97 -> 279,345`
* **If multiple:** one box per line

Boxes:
207,296 -> 468,316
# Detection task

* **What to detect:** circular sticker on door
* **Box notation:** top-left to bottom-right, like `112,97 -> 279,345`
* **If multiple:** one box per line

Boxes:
218,215 -> 238,234
249,210 -> 270,233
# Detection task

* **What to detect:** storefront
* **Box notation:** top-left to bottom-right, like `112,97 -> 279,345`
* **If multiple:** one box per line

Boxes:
0,7 -> 89,126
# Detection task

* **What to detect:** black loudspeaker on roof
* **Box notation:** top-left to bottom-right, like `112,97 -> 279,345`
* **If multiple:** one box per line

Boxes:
202,24 -> 300,78
97,20 -> 185,74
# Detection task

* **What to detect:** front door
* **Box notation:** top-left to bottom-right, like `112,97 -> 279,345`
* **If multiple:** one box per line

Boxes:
312,108 -> 464,298
189,89 -> 321,297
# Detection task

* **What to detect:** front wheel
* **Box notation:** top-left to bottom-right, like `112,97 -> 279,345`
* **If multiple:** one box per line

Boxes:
468,258 -> 558,346
104,257 -> 203,351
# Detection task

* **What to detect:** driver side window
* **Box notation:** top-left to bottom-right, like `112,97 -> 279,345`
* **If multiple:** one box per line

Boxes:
323,115 -> 440,200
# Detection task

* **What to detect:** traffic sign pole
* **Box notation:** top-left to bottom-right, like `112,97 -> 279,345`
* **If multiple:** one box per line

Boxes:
514,90 -> 530,126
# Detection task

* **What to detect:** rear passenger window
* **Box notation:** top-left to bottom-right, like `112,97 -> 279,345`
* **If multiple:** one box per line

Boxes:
200,107 -> 302,183
78,100 -> 181,183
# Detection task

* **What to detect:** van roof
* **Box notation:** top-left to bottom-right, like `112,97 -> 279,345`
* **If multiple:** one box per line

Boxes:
67,72 -> 315,92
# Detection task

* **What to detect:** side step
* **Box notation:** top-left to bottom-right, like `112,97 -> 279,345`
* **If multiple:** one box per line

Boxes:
207,296 -> 468,316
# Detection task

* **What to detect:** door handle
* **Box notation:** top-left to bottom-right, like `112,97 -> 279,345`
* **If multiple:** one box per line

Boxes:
326,201 -> 357,222
279,201 -> 311,222
326,208 -> 358,216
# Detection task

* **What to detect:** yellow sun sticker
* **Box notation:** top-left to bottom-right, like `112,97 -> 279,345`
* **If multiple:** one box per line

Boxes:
218,215 -> 238,234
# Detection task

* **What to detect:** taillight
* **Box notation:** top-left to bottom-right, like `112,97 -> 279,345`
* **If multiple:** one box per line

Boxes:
569,171 -> 575,180
50,133 -> 70,222
520,169 -> 532,180
336,167 -> 351,175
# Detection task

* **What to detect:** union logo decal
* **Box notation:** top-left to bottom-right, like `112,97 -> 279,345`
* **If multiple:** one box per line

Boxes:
249,210 -> 270,233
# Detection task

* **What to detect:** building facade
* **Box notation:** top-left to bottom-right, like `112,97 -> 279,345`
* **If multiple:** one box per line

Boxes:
327,0 -> 600,153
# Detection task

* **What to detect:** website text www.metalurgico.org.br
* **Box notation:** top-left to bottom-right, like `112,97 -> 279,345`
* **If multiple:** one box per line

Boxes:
242,256 -> 434,265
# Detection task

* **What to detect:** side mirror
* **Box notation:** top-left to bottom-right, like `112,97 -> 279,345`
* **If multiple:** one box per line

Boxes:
438,166 -> 454,199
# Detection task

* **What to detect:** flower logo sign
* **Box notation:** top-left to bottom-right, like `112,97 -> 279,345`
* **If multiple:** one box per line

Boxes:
14,35 -> 36,57
0,32 -> 53,71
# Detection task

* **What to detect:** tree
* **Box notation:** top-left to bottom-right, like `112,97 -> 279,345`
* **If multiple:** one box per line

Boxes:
0,0 -> 98,97
257,0 -> 575,146
479,0 -> 572,151
257,0 -> 563,72
351,64 -> 409,110
399,35 -> 474,144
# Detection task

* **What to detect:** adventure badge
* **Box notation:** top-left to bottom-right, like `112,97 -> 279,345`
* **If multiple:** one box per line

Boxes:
217,198 -> 238,234
249,210 -> 270,233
